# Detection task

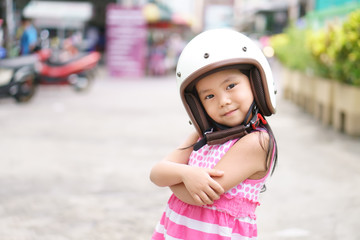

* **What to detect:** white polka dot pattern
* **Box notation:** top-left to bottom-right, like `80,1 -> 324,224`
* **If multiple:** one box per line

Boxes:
188,139 -> 266,203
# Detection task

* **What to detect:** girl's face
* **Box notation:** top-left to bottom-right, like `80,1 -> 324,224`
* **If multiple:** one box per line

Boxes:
196,69 -> 254,127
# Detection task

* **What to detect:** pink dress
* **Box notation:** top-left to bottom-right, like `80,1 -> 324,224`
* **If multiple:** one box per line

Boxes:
152,134 -> 275,240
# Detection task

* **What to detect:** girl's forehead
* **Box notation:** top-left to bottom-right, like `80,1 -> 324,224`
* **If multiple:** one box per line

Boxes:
196,69 -> 247,89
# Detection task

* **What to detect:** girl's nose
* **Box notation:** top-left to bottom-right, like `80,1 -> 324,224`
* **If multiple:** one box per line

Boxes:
219,94 -> 231,107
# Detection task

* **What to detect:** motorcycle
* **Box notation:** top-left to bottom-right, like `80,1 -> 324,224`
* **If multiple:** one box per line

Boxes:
0,49 -> 50,102
36,49 -> 101,91
0,48 -> 101,103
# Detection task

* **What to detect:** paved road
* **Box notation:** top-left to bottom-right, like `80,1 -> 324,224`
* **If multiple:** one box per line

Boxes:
0,63 -> 359,240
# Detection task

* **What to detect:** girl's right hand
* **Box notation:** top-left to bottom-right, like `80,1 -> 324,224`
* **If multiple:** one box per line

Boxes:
181,167 -> 225,205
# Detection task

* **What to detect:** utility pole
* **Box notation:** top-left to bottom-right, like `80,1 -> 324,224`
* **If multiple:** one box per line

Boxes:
4,0 -> 15,56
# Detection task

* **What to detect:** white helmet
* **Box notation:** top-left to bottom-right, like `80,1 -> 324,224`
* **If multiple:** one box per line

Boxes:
176,28 -> 276,138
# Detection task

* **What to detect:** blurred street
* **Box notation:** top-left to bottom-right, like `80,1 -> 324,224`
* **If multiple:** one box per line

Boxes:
0,61 -> 359,240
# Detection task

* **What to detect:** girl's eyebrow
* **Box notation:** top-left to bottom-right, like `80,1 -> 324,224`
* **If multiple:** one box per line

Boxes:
198,88 -> 211,96
219,77 -> 235,88
198,76 -> 236,95
221,78 -> 232,85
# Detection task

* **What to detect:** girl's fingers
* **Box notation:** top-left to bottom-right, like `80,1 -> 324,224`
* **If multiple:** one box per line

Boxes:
207,169 -> 224,177
198,191 -> 213,205
207,169 -> 225,193
209,180 -> 225,195
205,186 -> 221,201
192,186 -> 222,205
192,194 -> 204,205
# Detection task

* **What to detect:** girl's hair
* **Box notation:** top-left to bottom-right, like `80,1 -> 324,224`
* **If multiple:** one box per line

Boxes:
241,68 -> 278,175
258,122 -> 278,176
257,121 -> 278,193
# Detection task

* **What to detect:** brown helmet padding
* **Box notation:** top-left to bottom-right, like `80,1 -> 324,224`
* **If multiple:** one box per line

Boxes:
250,68 -> 272,116
184,92 -> 211,133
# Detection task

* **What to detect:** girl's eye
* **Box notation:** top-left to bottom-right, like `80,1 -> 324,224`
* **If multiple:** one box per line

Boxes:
205,94 -> 214,100
227,83 -> 236,90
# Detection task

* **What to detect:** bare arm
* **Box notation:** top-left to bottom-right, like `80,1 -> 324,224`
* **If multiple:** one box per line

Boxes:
169,167 -> 225,205
150,131 -> 224,205
170,131 -> 269,205
170,183 -> 203,206
149,132 -> 198,187
213,131 -> 269,192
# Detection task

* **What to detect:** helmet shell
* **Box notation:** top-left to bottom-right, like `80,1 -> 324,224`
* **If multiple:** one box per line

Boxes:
176,28 -> 276,135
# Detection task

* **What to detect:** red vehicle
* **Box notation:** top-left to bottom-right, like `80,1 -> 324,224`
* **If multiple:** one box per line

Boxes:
36,49 -> 101,91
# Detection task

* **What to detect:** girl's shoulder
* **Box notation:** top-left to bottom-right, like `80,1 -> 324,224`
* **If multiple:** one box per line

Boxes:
229,130 -> 270,177
233,129 -> 270,152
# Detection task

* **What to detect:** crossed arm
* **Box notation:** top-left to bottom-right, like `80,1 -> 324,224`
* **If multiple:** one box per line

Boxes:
149,131 -> 268,206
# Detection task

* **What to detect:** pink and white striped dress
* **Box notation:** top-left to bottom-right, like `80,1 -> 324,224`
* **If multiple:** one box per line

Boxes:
152,135 -> 274,240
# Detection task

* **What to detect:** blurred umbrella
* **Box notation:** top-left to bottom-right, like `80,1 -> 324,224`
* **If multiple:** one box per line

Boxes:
23,1 -> 93,29
142,1 -> 172,24
142,3 -> 161,23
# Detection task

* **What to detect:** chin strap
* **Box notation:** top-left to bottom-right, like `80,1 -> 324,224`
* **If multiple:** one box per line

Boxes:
193,103 -> 267,151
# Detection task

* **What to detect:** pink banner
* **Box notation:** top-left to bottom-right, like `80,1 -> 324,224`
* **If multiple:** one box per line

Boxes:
106,5 -> 147,77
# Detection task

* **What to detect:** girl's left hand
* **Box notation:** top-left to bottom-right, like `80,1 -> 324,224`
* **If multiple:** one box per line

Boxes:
181,167 -> 225,205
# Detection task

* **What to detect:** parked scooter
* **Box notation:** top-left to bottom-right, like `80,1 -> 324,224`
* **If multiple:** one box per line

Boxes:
0,49 -> 50,102
36,48 -> 101,91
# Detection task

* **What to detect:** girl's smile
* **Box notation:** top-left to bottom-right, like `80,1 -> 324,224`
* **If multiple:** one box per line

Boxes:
223,109 -> 238,117
196,69 -> 254,127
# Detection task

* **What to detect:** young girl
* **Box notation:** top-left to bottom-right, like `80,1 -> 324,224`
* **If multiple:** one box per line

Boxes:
150,29 -> 278,240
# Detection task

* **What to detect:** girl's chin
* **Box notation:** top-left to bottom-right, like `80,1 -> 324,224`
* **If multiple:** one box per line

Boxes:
219,120 -> 244,128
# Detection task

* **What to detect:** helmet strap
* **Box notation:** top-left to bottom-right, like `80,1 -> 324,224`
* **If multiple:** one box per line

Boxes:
193,101 -> 266,151
242,101 -> 257,125
193,125 -> 249,151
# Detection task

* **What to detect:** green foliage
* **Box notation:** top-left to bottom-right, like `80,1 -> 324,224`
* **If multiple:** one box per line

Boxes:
270,25 -> 314,72
271,9 -> 360,86
306,25 -> 337,79
335,9 -> 360,86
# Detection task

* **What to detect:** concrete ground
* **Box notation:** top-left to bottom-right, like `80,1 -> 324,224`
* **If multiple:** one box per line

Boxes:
0,62 -> 359,240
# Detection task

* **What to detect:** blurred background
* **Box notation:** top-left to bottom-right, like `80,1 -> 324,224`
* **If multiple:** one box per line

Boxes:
1,0 -> 360,82
0,0 -> 360,239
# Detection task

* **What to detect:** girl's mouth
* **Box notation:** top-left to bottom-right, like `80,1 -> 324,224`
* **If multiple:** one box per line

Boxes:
223,109 -> 237,116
